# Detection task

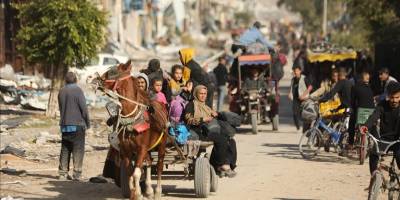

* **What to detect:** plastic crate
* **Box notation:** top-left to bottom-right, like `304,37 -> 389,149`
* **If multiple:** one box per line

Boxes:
356,108 -> 375,125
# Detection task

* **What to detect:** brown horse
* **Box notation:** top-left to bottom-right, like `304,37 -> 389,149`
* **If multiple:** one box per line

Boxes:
96,60 -> 168,200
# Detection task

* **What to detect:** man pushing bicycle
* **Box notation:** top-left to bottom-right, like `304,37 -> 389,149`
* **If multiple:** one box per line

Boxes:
360,82 -> 400,174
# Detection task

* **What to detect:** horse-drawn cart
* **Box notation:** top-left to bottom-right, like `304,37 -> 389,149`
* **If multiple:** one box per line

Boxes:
117,140 -> 218,198
93,62 -> 219,200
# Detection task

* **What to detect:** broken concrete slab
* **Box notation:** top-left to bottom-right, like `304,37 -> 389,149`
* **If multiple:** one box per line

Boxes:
0,146 -> 26,157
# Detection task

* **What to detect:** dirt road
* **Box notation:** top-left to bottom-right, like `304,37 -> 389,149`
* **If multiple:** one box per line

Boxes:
1,65 -> 371,200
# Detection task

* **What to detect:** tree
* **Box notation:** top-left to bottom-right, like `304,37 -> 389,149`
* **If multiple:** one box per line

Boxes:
15,0 -> 107,117
277,0 -> 400,48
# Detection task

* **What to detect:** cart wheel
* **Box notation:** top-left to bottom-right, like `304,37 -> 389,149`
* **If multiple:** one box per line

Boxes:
251,113 -> 258,134
272,114 -> 279,131
194,157 -> 211,198
120,164 -> 131,198
210,166 -> 218,193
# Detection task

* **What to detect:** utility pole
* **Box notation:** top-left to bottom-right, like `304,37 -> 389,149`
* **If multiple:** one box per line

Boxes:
322,0 -> 327,37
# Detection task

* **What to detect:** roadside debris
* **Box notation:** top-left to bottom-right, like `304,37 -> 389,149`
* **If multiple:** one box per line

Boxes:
89,176 -> 110,184
0,146 -> 26,157
0,195 -> 24,200
34,132 -> 60,145
0,168 -> 27,176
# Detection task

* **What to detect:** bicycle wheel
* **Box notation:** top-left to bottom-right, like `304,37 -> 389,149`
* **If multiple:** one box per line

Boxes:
388,176 -> 400,200
388,189 -> 400,200
333,122 -> 349,153
299,128 -> 322,159
368,171 -> 383,200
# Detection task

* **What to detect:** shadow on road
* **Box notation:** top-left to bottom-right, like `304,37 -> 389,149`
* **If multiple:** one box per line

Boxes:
23,180 -> 121,200
162,184 -> 197,199
273,198 -> 318,200
261,142 -> 356,164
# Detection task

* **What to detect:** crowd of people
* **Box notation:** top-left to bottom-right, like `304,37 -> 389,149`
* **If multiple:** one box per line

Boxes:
54,20 -> 399,194
289,63 -> 400,174
135,50 -> 238,177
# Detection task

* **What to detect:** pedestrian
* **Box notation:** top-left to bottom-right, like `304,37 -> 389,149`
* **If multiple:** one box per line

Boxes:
320,67 -> 353,110
348,71 -> 375,152
289,66 -> 313,132
377,67 -> 398,101
320,67 -> 354,155
310,68 -> 339,99
213,56 -> 229,112
58,72 -> 90,181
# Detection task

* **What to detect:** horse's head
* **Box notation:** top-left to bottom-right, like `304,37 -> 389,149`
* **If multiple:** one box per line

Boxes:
92,60 -> 150,115
91,60 -> 133,91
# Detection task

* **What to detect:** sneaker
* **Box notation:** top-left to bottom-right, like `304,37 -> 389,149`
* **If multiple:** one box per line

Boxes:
71,175 -> 84,182
219,169 -> 237,178
58,174 -> 68,181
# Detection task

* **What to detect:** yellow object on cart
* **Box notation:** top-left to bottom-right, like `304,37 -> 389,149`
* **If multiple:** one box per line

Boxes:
307,50 -> 357,63
319,98 -> 345,117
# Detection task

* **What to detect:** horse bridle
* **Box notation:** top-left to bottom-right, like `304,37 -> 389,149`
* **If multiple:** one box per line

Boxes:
93,72 -> 148,118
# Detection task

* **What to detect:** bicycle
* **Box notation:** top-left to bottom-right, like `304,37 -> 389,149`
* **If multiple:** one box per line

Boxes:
366,131 -> 400,200
354,108 -> 375,165
299,106 -> 350,159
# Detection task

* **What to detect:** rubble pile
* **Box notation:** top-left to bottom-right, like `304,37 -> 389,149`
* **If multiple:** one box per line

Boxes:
0,66 -> 51,111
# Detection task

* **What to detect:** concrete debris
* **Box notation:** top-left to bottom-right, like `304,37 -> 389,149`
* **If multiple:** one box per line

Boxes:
0,168 -> 27,177
0,76 -> 50,111
0,64 -> 17,81
0,195 -> 24,200
0,117 -> 29,130
34,132 -> 60,145
0,146 -> 26,157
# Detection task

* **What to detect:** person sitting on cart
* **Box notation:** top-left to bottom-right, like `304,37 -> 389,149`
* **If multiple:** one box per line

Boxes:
168,64 -> 187,99
184,85 -> 237,177
360,82 -> 400,174
242,67 -> 268,93
237,21 -> 274,54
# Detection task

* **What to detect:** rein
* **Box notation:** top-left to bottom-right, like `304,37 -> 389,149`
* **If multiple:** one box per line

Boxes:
94,73 -> 165,151
98,74 -> 148,118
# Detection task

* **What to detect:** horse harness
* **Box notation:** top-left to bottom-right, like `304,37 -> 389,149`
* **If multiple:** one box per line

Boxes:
102,74 -> 164,151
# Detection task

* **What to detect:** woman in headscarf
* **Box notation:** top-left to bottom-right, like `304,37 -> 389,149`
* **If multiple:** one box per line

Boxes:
184,85 -> 236,177
179,48 -> 214,107
132,72 -> 149,92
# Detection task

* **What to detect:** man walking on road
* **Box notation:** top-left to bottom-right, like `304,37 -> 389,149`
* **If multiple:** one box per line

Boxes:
377,68 -> 398,101
58,72 -> 90,181
214,56 -> 229,112
289,66 -> 312,132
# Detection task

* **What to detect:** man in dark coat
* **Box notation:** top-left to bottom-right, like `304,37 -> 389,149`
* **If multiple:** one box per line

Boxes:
58,72 -> 90,180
